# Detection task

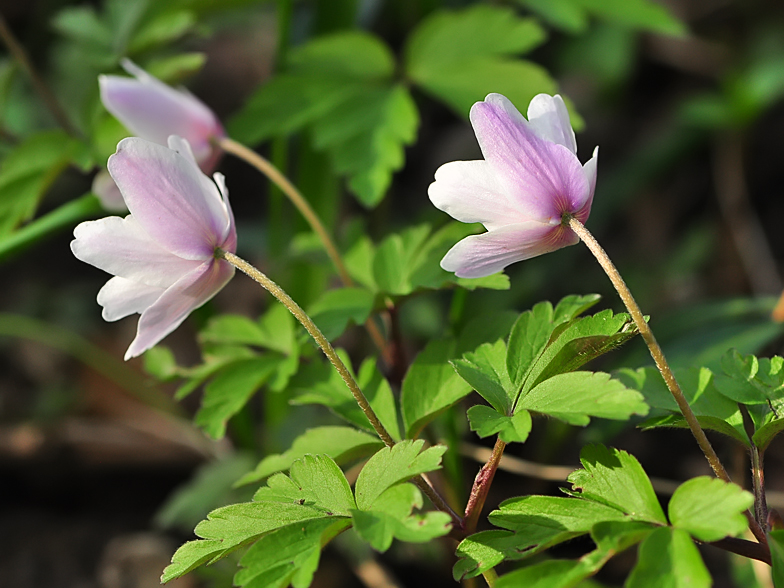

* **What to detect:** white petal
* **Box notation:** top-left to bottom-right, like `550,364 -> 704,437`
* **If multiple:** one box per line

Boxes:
428,160 -> 529,229
108,138 -> 229,259
97,276 -> 164,321
124,258 -> 234,359
71,215 -> 202,288
440,222 -> 579,279
91,170 -> 127,212
526,94 -> 577,154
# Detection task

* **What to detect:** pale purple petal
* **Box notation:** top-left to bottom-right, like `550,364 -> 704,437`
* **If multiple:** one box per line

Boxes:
440,222 -> 579,279
470,96 -> 590,221
97,277 -> 164,321
526,94 -> 577,154
71,216 -> 202,288
576,146 -> 599,221
99,60 -> 223,168
108,138 -> 228,259
125,258 -> 235,359
428,160 -> 530,230
91,170 -> 126,212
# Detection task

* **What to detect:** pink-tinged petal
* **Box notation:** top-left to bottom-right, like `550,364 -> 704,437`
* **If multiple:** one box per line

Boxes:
91,170 -> 126,212
108,138 -> 228,259
99,60 -> 223,168
526,94 -> 577,154
211,171 -> 237,251
71,216 -> 202,288
428,160 -> 530,229
125,258 -> 235,359
470,96 -> 590,220
575,146 -> 599,221
97,277 -> 164,321
440,222 -> 579,279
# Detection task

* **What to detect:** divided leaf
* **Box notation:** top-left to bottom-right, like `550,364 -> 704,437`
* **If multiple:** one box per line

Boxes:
626,527 -> 710,588
405,5 -> 555,116
668,477 -> 753,542
568,445 -> 666,524
714,349 -> 784,405
453,339 -> 514,413
467,405 -> 532,443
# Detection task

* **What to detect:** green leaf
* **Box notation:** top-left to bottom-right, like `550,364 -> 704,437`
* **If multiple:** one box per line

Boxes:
523,310 -> 637,394
506,301 -> 556,391
228,32 -> 413,207
714,349 -> 784,405
162,539 -> 228,583
371,224 -> 431,295
291,352 -> 400,440
254,454 -> 356,516
552,294 -> 603,324
618,366 -> 749,445
200,304 -> 297,355
0,130 -> 86,236
769,529 -> 784,588
453,339 -> 514,413
142,345 -> 178,381
626,527 -> 710,588
405,5 -> 554,116
354,440 -> 445,510
668,477 -> 753,542
128,9 -> 196,53
195,356 -> 281,439
752,418 -> 784,452
568,445 -> 667,524
308,287 -> 375,341
351,484 -> 451,551
401,337 -> 473,438
519,371 -> 648,426
236,426 -> 384,486
494,549 -> 613,588
467,405 -> 532,443
235,518 -> 351,588
574,0 -> 686,36
514,0 -> 589,33
590,520 -> 655,552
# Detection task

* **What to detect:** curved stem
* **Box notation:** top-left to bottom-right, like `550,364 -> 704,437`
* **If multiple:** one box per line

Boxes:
217,137 -> 391,363
463,437 -> 506,535
566,217 -> 729,480
220,250 -> 395,446
220,250 -> 463,527
218,137 -> 352,284
481,568 -> 499,588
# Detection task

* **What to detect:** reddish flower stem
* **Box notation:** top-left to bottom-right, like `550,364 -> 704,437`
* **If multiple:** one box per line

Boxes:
463,437 -> 507,535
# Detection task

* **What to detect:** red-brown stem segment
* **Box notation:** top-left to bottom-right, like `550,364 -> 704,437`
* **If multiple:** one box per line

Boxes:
463,437 -> 507,535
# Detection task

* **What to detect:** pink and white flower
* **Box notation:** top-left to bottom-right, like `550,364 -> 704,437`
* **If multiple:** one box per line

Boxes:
94,60 -> 225,210
73,136 -> 236,360
429,93 -> 598,279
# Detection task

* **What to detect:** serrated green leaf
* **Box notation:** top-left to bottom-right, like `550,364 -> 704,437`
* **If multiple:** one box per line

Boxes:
162,539 -> 227,583
174,344 -> 257,400
507,301 -> 556,391
453,339 -> 513,413
200,304 -> 296,355
494,551 -> 609,588
752,418 -> 784,451
235,518 -> 351,588
552,294 -> 603,324
668,477 -> 752,542
307,287 -> 375,341
627,527 -> 710,588
371,225 -> 431,295
715,349 -> 784,405
237,426 -> 384,486
523,310 -> 636,394
351,484 -> 450,551
354,440 -> 445,510
467,405 -> 532,443
519,371 -> 648,426
590,520 -> 655,552
568,445 -> 666,524
291,352 -> 400,440
195,356 -> 281,439
254,454 -> 356,516
401,337 -> 473,438
769,529 -> 784,588
617,366 -> 749,445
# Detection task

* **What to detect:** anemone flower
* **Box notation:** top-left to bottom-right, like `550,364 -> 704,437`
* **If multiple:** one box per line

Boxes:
429,93 -> 598,279
72,136 -> 236,359
94,60 -> 225,210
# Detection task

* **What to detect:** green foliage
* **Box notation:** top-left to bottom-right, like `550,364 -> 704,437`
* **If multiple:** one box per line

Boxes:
770,529 -> 784,588
405,5 -> 555,117
667,477 -> 752,542
626,528 -> 710,588
514,0 -> 685,35
164,443 -> 449,584
290,351 -> 401,440
307,287 -> 375,341
236,426 -> 383,486
0,130 -> 91,236
228,32 -> 416,207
